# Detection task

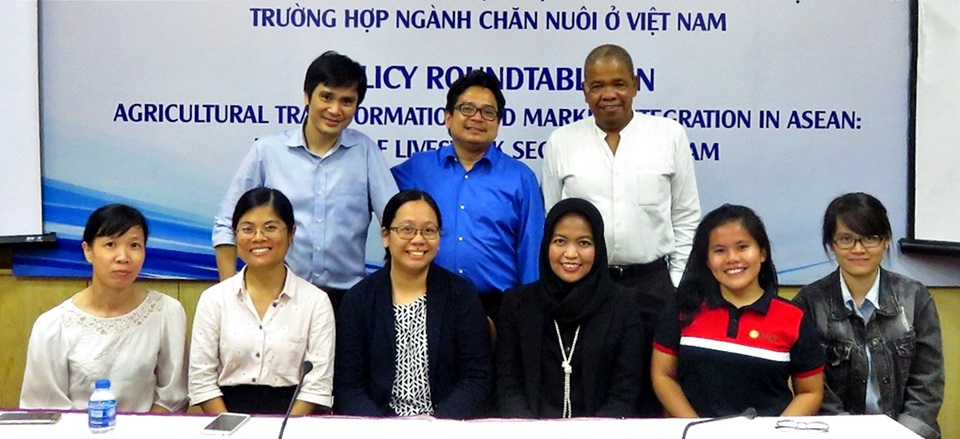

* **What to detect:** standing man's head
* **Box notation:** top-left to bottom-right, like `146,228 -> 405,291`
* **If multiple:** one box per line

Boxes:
302,51 -> 368,141
444,70 -> 506,155
582,44 -> 638,134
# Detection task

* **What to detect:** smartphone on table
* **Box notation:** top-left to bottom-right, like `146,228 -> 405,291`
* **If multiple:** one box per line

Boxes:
0,412 -> 62,425
201,412 -> 251,436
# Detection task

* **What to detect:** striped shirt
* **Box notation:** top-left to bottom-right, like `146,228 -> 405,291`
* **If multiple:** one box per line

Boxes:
654,288 -> 823,417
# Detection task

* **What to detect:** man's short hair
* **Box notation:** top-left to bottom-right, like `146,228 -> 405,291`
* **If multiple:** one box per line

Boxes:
303,51 -> 368,105
445,70 -> 506,120
584,44 -> 635,75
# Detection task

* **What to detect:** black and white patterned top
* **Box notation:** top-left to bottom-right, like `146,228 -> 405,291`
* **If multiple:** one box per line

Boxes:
389,294 -> 433,416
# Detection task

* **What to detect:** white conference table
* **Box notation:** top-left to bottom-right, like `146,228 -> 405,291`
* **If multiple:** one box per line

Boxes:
0,411 -> 921,439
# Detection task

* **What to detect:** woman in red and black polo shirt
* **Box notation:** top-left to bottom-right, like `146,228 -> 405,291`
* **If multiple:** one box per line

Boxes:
651,204 -> 824,418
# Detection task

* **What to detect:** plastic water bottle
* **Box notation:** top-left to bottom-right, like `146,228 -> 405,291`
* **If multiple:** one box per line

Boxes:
88,379 -> 117,436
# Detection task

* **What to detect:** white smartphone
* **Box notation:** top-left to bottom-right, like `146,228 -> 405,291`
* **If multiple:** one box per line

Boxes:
201,413 -> 251,436
0,412 -> 62,425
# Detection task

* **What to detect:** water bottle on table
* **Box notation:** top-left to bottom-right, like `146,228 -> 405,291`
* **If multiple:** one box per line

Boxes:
88,378 -> 117,436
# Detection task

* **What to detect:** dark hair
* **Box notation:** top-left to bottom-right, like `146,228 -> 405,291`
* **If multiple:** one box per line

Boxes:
303,51 -> 368,105
82,204 -> 149,245
584,44 -> 635,76
380,190 -> 442,262
232,187 -> 295,231
821,192 -> 892,251
445,70 -> 506,120
677,204 -> 778,324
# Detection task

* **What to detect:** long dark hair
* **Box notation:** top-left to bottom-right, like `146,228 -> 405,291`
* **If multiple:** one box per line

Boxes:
676,204 -> 777,325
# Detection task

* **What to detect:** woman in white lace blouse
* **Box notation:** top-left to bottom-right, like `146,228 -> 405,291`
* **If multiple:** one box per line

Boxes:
20,204 -> 189,412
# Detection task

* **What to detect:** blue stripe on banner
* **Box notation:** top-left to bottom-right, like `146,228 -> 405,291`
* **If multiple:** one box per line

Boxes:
14,179 -> 219,280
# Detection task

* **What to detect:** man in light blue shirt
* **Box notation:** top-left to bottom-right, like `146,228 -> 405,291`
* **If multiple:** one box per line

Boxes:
391,70 -> 544,321
213,51 -> 398,310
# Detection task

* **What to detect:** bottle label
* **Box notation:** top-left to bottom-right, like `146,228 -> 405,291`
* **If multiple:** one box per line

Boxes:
88,399 -> 117,429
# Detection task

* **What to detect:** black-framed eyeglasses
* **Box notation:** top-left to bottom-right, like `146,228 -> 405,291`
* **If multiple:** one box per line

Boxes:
775,420 -> 829,433
389,225 -> 441,240
455,103 -> 499,121
832,234 -> 884,250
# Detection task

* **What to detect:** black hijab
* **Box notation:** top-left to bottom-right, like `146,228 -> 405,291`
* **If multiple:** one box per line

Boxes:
538,198 -> 613,324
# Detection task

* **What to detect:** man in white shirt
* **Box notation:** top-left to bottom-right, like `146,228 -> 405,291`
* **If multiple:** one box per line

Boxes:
541,44 -> 701,416
542,43 -> 700,296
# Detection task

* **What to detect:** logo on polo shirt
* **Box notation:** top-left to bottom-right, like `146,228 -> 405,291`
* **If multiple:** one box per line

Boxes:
748,329 -> 780,343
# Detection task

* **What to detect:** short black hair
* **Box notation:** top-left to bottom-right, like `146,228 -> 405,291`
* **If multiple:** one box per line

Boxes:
821,192 -> 892,251
232,187 -> 295,232
380,190 -> 442,262
303,51 -> 368,105
445,70 -> 506,120
584,44 -> 635,76
82,204 -> 149,245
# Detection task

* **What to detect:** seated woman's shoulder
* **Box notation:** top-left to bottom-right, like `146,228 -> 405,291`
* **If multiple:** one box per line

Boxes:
428,264 -> 478,294
149,290 -> 185,308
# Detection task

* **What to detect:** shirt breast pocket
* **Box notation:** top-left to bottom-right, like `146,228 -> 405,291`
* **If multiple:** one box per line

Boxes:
280,334 -> 308,372
893,331 -> 916,358
825,340 -> 852,367
633,172 -> 669,206
823,339 -> 853,399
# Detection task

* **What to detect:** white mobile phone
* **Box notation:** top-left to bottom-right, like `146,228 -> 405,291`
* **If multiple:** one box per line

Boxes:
201,413 -> 251,436
0,412 -> 62,425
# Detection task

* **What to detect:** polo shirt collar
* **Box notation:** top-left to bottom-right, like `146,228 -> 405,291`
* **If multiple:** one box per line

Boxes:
704,284 -> 776,315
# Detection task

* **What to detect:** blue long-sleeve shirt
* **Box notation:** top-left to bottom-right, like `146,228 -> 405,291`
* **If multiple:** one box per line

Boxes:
213,127 -> 398,290
392,145 -> 544,294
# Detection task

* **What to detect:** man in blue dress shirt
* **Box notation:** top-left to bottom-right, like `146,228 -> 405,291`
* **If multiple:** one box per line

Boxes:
392,70 -> 544,321
213,51 -> 398,310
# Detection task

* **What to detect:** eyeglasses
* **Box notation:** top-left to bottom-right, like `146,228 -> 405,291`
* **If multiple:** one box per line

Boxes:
775,420 -> 829,433
389,225 -> 441,240
455,103 -> 499,121
236,223 -> 287,238
832,234 -> 884,250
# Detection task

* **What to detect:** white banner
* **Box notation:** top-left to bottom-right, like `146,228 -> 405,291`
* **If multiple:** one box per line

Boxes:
17,0 -> 958,285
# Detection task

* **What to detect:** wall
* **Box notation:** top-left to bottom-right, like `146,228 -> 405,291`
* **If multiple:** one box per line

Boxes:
0,266 -> 957,437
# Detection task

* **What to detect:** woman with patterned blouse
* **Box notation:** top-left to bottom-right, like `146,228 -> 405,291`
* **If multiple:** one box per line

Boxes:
334,190 -> 492,418
20,204 -> 188,412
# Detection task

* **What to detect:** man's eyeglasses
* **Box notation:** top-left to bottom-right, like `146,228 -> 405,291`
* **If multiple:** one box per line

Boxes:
236,223 -> 287,238
455,103 -> 499,121
389,225 -> 440,240
833,234 -> 884,250
775,420 -> 829,433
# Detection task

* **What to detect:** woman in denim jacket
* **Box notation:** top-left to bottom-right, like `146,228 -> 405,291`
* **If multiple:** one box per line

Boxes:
793,193 -> 944,439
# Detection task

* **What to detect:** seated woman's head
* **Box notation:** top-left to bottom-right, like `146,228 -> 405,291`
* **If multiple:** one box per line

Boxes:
232,187 -> 295,270
380,190 -> 442,273
542,198 -> 606,285
821,192 -> 891,278
82,204 -> 149,289
683,204 -> 777,299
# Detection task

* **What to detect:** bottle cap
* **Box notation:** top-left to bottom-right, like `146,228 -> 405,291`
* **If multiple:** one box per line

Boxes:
95,379 -> 111,389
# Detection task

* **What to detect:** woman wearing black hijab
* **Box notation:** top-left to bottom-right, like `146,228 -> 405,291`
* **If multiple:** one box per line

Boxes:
496,198 -> 644,418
